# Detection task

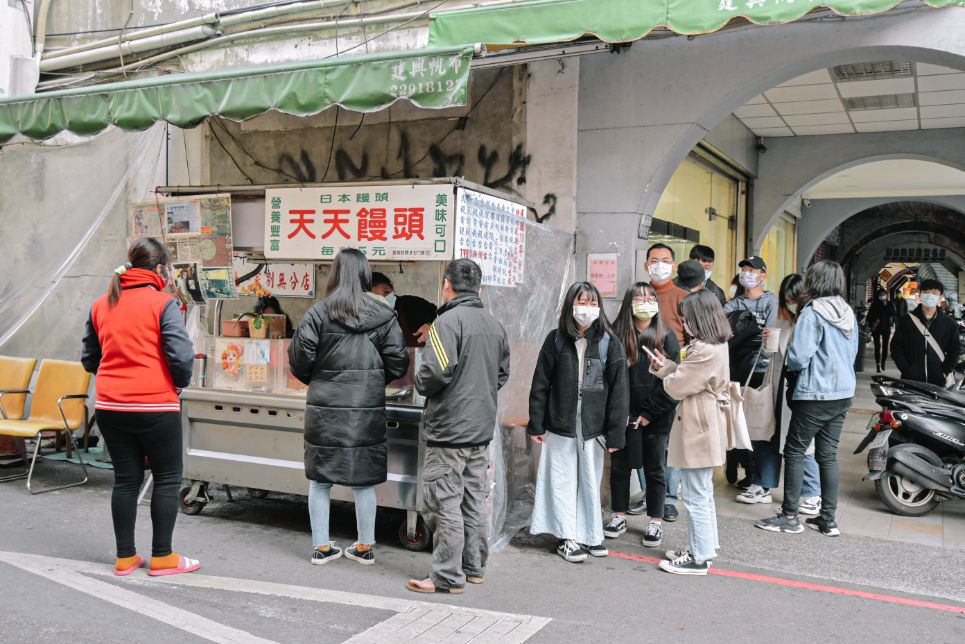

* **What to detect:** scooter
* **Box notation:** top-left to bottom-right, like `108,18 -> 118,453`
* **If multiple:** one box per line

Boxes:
855,377 -> 965,516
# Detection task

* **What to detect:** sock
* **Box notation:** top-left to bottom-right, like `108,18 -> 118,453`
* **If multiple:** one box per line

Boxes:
315,544 -> 332,552
150,553 -> 181,570
354,544 -> 373,552
115,554 -> 140,571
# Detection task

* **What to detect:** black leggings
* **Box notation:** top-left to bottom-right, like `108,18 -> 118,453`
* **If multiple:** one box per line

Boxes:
610,431 -> 669,520
96,410 -> 183,558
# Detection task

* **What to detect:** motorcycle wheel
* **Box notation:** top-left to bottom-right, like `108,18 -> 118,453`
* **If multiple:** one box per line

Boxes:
874,471 -> 941,517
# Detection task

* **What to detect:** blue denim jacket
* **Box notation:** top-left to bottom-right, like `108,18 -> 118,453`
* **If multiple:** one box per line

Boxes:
786,306 -> 858,401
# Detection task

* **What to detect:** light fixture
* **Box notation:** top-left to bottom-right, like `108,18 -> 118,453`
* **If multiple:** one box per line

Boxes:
832,60 -> 912,82
842,93 -> 916,111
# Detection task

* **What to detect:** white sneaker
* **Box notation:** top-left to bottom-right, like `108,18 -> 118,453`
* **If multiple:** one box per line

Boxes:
736,484 -> 772,504
799,496 -> 822,516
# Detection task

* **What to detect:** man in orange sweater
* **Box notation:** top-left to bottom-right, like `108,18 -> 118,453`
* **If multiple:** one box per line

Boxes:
645,243 -> 688,345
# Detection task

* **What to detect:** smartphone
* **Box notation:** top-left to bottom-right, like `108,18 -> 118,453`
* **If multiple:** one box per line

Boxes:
641,343 -> 664,366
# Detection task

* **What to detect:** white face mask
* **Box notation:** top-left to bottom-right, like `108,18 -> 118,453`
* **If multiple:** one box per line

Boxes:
704,270 -> 713,282
648,261 -> 673,283
632,302 -> 660,320
385,292 -> 398,308
739,272 -> 760,290
920,293 -> 941,309
728,285 -> 738,298
787,303 -> 799,315
573,305 -> 601,328
905,298 -> 918,311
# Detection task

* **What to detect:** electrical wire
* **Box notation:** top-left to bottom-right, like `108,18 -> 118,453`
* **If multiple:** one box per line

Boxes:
207,121 -> 256,184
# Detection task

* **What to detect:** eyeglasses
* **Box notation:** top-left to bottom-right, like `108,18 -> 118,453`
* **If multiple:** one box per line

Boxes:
633,297 -> 658,304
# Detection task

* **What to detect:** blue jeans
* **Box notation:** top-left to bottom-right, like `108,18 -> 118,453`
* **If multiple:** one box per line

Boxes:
636,468 -> 647,494
666,466 -> 680,506
753,434 -> 821,496
802,454 -> 821,497
308,481 -> 377,548
680,467 -> 719,562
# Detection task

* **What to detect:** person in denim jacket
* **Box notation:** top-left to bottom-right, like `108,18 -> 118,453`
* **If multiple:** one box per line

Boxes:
756,261 -> 857,538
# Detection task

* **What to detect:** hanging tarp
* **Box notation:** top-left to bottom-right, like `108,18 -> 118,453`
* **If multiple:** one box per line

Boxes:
428,0 -> 965,48
0,46 -> 474,144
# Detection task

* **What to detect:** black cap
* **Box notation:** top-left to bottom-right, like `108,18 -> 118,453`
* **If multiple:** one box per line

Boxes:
677,260 -> 706,290
739,256 -> 767,272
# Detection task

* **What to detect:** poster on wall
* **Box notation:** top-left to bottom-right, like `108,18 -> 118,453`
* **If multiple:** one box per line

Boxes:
587,253 -> 618,299
454,188 -> 526,287
264,185 -> 454,261
173,263 -> 206,305
200,267 -> 238,300
233,257 -> 316,298
129,194 -> 234,268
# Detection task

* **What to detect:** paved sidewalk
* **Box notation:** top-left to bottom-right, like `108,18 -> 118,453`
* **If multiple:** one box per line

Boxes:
703,347 -> 965,549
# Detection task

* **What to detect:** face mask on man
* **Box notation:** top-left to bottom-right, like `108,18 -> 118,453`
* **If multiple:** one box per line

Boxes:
920,293 -> 941,309
632,302 -> 660,320
573,305 -> 601,328
385,292 -> 398,308
648,262 -> 673,283
878,294 -> 887,301
739,272 -> 760,290
905,297 -> 918,311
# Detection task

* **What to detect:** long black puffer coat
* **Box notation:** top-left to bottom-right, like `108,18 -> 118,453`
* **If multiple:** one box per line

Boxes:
289,294 -> 409,486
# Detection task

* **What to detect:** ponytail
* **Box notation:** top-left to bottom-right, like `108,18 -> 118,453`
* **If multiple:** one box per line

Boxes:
107,238 -> 170,308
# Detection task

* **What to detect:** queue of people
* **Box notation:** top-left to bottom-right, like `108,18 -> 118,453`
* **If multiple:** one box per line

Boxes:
82,236 -> 881,586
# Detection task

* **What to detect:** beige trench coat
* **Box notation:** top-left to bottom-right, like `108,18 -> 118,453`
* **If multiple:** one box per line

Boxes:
652,341 -> 731,469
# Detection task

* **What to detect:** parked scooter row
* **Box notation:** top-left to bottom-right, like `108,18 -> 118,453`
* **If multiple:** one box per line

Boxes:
855,367 -> 965,517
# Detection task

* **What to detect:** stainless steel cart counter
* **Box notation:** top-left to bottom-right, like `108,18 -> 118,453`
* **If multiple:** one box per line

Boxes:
178,387 -> 431,550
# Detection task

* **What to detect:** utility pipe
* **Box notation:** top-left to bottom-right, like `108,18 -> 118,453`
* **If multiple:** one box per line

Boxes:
33,0 -> 53,57
40,25 -> 222,73
43,13 -> 222,60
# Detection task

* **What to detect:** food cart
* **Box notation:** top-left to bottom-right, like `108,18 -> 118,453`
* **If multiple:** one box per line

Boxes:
170,178 -> 535,550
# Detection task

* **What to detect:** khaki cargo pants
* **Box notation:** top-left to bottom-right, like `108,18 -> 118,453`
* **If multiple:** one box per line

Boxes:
422,445 -> 490,590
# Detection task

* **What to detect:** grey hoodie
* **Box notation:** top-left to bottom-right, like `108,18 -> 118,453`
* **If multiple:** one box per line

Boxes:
810,296 -> 856,340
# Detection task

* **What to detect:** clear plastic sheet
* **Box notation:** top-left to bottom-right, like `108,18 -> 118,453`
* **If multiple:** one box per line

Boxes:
0,126 -> 166,358
481,220 -> 573,551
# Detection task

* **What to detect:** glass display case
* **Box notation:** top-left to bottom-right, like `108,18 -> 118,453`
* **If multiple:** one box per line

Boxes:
204,336 -> 422,405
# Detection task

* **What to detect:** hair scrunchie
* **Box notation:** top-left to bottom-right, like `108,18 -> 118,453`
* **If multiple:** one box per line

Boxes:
114,261 -> 133,275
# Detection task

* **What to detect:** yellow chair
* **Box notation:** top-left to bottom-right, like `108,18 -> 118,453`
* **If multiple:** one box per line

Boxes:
0,356 -> 37,464
0,359 -> 91,494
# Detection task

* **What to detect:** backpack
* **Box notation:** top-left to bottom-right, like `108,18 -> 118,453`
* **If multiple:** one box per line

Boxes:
554,329 -> 610,368
726,309 -> 762,385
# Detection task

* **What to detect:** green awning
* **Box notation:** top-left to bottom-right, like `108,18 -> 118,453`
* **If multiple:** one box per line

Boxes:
428,0 -> 964,48
0,46 -> 474,144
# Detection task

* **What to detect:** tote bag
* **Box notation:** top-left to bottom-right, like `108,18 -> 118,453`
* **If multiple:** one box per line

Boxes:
726,382 -> 753,451
743,347 -> 777,442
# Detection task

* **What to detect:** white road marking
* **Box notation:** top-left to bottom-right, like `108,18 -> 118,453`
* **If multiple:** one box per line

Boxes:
0,552 -> 274,644
0,551 -> 551,643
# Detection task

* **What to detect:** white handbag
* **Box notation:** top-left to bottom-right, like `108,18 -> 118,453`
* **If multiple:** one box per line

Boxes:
727,381 -> 753,451
743,347 -> 777,442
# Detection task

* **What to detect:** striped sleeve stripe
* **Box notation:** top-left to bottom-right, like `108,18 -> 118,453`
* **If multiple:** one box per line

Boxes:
428,325 -> 449,371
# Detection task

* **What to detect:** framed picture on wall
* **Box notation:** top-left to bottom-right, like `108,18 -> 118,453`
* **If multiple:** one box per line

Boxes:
587,253 -> 619,299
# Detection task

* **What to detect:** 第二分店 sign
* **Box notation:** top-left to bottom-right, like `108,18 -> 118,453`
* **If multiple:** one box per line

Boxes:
265,185 -> 454,261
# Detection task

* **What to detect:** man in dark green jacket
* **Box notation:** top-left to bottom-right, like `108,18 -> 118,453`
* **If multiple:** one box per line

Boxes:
406,259 -> 510,595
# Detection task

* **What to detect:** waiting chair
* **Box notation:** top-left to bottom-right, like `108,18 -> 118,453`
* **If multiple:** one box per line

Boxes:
0,359 -> 91,494
0,356 -> 37,462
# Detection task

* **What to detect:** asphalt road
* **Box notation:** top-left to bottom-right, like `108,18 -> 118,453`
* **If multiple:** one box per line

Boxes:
2,461 -> 963,643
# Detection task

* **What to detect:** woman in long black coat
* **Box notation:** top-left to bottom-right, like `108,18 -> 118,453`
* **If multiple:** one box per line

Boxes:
289,249 -> 409,566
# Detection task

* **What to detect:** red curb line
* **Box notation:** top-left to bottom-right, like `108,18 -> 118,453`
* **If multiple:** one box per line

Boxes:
608,550 -> 965,614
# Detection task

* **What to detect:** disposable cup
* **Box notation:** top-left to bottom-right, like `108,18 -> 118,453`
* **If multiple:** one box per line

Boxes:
764,327 -> 781,353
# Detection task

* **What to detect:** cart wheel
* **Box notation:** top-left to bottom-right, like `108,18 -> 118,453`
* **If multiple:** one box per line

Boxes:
248,488 -> 269,499
179,486 -> 206,515
398,517 -> 432,551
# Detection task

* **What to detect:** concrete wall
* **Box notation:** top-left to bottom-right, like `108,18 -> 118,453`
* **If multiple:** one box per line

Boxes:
575,8 -> 965,279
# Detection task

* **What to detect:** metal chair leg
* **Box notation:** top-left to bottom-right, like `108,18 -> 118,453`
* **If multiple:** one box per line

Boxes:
0,446 -> 28,482
27,430 -> 88,495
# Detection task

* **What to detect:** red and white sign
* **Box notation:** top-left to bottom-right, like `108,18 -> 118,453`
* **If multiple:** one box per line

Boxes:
265,185 -> 454,261
587,253 -> 618,299
233,258 -> 316,298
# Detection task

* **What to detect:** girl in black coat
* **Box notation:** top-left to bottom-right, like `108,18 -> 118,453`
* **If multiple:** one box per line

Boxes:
527,282 -> 629,563
605,282 -> 679,548
290,249 -> 409,566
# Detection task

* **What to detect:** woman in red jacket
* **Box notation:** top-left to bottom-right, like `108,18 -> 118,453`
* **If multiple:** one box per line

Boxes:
81,238 -> 199,577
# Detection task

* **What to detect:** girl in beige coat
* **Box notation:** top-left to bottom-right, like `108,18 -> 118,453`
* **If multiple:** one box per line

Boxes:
651,290 -> 732,575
